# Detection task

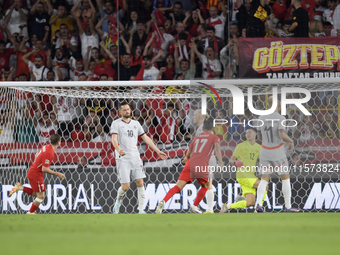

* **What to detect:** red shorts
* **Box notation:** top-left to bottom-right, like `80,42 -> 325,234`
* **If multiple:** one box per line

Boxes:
178,160 -> 209,185
28,176 -> 46,193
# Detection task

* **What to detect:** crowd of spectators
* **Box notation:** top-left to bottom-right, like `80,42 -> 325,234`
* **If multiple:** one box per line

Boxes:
0,0 -> 339,146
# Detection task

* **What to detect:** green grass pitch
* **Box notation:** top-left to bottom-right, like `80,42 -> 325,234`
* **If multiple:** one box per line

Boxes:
1,213 -> 338,255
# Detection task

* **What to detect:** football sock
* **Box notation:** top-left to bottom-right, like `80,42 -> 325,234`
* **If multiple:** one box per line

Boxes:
116,187 -> 126,204
256,180 -> 268,206
230,200 -> 247,209
29,204 -> 39,213
205,189 -> 214,212
163,185 -> 181,203
194,187 -> 208,207
262,190 -> 268,204
282,179 -> 292,209
137,186 -> 145,211
23,187 -> 33,195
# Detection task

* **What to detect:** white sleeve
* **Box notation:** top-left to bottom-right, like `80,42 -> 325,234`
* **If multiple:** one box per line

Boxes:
110,121 -> 118,135
35,124 -> 41,135
70,36 -> 77,46
28,61 -> 34,68
333,6 -> 340,30
216,60 -> 222,72
137,121 -> 145,136
153,68 -> 160,80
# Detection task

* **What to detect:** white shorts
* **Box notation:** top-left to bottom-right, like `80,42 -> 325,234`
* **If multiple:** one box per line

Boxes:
259,158 -> 289,175
208,156 -> 216,179
116,158 -> 146,184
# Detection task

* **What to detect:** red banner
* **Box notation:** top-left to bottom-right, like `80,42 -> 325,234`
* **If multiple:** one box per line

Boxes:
238,37 -> 340,79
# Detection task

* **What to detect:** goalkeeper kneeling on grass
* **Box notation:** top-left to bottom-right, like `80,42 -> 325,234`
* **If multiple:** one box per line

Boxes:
220,128 -> 268,212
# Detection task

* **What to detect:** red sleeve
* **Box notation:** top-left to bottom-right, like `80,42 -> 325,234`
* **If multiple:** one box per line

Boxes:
213,134 -> 220,144
168,43 -> 175,55
41,151 -> 53,168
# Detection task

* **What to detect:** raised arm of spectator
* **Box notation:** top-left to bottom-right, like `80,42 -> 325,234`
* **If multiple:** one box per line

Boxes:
2,23 -> 16,47
143,33 -> 155,56
120,35 -> 131,54
5,3 -> 15,24
46,49 -> 52,68
17,6 -> 28,21
158,5 -> 173,12
88,0 -> 97,23
71,0 -> 82,18
95,15 -> 109,38
268,14 -> 280,36
232,35 -> 239,66
43,26 -> 50,45
96,0 -> 104,14
170,13 -> 176,28
146,15 -> 156,35
219,0 -> 227,17
69,58 -> 75,72
127,29 -> 135,50
236,0 -> 243,8
183,11 -> 191,27
100,41 -> 116,63
49,12 -> 60,25
192,41 -> 202,60
174,42 -> 180,67
65,37 -> 77,53
197,9 -> 205,24
52,61 -> 63,81
152,49 -> 164,63
5,67 -> 15,81
117,17 -> 125,34
30,0 -> 40,15
45,0 -> 54,16
84,46 -> 91,72
22,48 -> 38,65
189,42 -> 195,67
19,36 -> 29,53
76,13 -> 85,36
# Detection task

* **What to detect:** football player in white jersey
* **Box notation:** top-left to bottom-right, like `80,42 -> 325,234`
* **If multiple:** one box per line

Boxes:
193,109 -> 216,213
110,102 -> 168,214
255,96 -> 299,213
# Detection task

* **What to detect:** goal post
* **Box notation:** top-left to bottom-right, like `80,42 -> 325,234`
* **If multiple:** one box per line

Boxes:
1,80 -> 340,214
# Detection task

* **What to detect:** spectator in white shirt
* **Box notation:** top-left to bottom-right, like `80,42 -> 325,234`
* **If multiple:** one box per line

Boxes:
56,24 -> 78,55
323,0 -> 338,24
34,112 -> 58,143
142,55 -> 160,80
75,9 -> 99,60
5,0 -> 29,37
206,1 -> 227,40
22,49 -> 48,81
193,43 -> 222,79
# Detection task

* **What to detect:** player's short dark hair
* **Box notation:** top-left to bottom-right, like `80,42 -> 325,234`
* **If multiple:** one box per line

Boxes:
34,54 -> 43,60
323,21 -> 332,27
174,1 -> 183,8
206,26 -> 215,33
99,73 -> 108,79
203,117 -> 214,131
50,134 -> 61,145
291,153 -> 299,159
283,20 -> 292,26
178,32 -> 188,41
119,101 -> 130,109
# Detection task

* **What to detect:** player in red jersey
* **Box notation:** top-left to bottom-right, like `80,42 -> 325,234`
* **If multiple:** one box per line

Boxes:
156,117 -> 223,214
10,134 -> 65,214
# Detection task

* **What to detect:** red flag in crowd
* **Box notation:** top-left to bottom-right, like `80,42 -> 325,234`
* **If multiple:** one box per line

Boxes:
109,16 -> 120,44
198,1 -> 207,19
145,22 -> 165,51
153,7 -> 167,25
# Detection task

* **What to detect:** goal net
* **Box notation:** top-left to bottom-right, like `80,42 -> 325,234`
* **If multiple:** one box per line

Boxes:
1,79 -> 340,214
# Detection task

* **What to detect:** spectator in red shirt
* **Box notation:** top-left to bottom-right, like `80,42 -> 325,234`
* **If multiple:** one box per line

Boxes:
184,9 -> 205,37
0,40 -> 16,71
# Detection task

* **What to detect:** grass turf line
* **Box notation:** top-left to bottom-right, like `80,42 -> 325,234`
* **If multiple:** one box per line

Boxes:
0,213 -> 337,255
